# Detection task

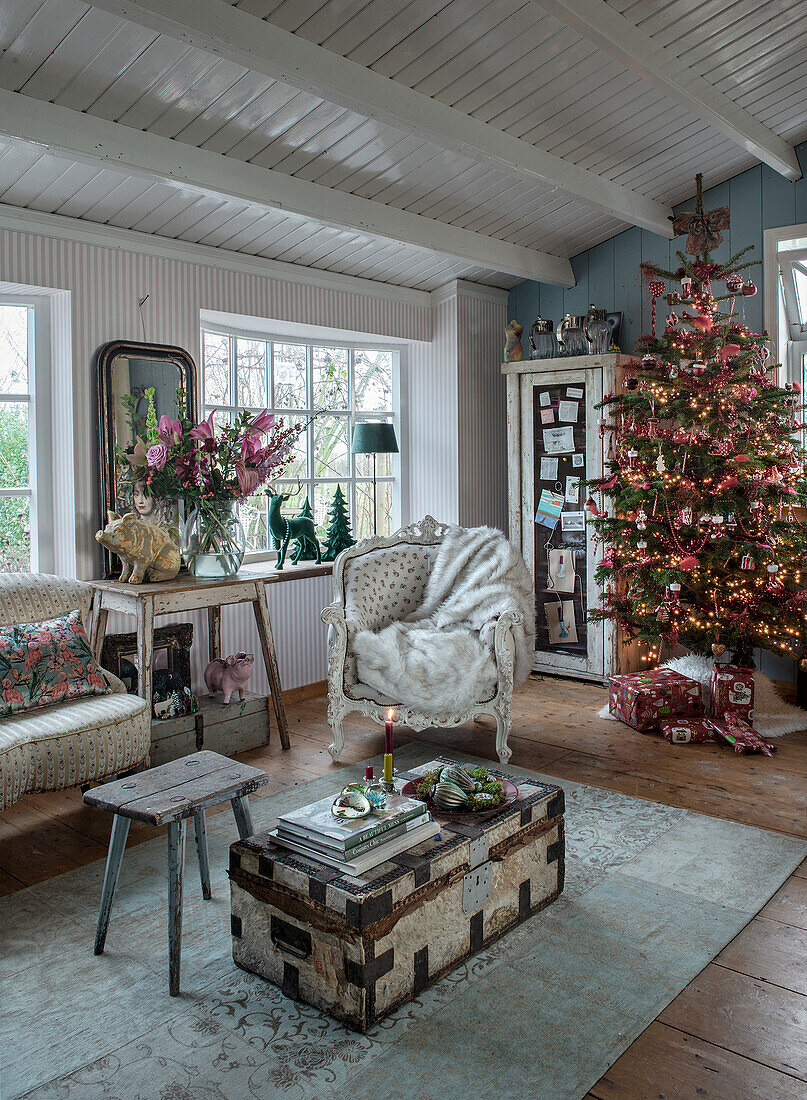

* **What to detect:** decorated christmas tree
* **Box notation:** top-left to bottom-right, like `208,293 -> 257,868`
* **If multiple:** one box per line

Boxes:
589,174 -> 807,666
322,485 -> 355,561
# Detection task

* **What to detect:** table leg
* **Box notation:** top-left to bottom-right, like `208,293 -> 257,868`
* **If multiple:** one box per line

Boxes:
135,598 -> 154,714
168,819 -> 186,997
89,591 -> 109,664
208,606 -> 221,664
94,814 -> 131,955
251,584 -> 290,749
231,794 -> 255,839
193,809 -> 211,900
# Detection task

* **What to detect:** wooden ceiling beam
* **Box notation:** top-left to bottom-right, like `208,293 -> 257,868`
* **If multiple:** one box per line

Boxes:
532,0 -> 802,181
87,0 -> 674,237
0,90 -> 575,285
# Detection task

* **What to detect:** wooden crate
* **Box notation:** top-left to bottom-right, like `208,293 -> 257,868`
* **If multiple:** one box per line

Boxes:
229,757 -> 564,1031
150,692 -> 270,766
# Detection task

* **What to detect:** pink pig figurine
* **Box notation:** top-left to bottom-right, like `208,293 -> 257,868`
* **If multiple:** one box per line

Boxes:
204,652 -> 255,704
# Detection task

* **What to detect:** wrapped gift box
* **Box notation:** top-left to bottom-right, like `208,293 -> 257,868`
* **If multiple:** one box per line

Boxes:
712,714 -> 776,755
661,718 -> 721,744
710,664 -> 754,723
609,669 -> 703,732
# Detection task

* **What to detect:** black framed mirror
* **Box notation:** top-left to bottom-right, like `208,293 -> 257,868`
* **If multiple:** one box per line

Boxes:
97,340 -> 198,577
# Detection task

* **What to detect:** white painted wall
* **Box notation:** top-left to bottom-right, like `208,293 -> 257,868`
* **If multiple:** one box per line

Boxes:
0,220 -> 509,692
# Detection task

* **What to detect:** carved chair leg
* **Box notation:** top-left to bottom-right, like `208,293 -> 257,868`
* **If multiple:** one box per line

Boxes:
492,689 -> 514,765
328,708 -> 346,762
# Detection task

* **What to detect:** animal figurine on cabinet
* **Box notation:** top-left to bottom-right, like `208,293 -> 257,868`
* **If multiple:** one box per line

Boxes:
95,511 -> 181,583
204,652 -> 255,704
504,320 -> 524,362
268,483 -> 322,570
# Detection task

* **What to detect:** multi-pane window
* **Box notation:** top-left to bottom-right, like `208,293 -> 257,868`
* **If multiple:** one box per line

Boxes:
201,329 -> 399,556
0,304 -> 35,572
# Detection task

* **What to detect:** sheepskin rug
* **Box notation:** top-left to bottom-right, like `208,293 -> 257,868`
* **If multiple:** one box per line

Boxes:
598,653 -> 807,737
353,525 -> 534,714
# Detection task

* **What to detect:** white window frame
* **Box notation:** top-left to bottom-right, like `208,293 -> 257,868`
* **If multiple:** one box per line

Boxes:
0,296 -> 53,573
200,321 -> 405,562
778,250 -> 807,394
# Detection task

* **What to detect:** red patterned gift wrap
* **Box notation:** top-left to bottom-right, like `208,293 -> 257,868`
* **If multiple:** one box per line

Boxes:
609,669 -> 703,732
712,715 -> 777,756
661,718 -> 721,744
710,664 -> 754,723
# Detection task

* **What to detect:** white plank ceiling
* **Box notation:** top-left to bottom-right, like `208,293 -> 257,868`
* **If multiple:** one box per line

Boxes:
0,0 -> 804,290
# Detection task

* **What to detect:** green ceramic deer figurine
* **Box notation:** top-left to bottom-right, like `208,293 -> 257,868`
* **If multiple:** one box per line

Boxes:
268,483 -> 322,570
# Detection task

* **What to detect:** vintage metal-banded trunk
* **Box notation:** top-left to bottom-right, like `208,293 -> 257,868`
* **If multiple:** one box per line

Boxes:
228,758 -> 564,1030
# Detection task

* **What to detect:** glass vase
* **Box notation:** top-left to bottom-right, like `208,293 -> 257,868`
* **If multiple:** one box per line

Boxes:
179,499 -> 246,578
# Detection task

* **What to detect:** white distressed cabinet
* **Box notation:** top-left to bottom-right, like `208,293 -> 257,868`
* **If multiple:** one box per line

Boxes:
502,352 -> 639,682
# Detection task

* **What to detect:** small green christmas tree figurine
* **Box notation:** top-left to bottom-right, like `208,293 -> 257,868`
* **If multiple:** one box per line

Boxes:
322,485 -> 355,561
291,495 -> 321,562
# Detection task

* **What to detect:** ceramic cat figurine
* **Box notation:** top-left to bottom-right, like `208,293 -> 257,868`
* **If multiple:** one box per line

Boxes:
95,511 -> 181,583
504,320 -> 523,362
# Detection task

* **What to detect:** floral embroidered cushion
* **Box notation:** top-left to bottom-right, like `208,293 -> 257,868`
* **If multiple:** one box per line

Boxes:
0,609 -> 110,717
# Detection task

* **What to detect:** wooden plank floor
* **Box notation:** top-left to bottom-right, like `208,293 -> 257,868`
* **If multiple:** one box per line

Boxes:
1,674 -> 805,1098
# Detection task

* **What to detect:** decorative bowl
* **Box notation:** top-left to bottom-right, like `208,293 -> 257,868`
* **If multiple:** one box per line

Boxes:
401,775 -> 519,821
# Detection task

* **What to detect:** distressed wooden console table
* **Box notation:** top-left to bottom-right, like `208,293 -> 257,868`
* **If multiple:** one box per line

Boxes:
88,563 -> 333,755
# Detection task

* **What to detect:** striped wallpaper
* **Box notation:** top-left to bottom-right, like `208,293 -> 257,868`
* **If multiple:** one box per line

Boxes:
0,219 -> 507,692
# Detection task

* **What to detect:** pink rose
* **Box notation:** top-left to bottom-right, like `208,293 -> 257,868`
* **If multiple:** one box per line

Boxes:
146,443 -> 169,470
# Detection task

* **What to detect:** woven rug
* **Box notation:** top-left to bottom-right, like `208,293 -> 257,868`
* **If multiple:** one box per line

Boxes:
2,743 -> 804,1100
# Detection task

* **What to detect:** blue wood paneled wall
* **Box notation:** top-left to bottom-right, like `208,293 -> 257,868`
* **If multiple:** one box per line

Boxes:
509,143 -> 807,352
508,144 -> 807,680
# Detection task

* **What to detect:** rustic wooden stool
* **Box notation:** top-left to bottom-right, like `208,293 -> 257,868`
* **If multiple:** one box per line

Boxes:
84,750 -> 269,995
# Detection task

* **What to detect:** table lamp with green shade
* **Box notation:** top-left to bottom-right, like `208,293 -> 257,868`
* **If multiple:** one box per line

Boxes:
351,421 -> 398,535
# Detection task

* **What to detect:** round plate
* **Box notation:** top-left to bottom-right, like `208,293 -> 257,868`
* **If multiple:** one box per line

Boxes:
401,776 -> 519,821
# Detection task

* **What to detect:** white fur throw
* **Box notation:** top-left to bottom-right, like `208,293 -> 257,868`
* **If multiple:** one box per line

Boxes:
598,653 -> 807,737
353,525 -> 535,714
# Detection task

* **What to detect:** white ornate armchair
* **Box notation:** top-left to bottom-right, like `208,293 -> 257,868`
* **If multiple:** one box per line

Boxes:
0,573 -> 150,813
321,516 -> 524,764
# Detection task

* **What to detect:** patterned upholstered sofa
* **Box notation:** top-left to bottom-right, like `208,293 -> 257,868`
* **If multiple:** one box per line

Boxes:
321,516 -> 523,765
0,573 -> 150,813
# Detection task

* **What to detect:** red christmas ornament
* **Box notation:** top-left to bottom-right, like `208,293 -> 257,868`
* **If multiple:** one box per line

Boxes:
691,314 -> 712,331
679,555 -> 700,571
691,362 -> 706,376
666,312 -> 679,328
719,343 -> 741,363
741,280 -> 758,297
725,273 -> 743,293
717,474 -> 739,490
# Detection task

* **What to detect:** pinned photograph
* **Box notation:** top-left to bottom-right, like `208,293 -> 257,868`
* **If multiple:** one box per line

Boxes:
561,510 -> 586,532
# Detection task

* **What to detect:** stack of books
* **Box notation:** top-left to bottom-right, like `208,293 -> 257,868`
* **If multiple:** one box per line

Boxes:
269,791 -> 438,875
